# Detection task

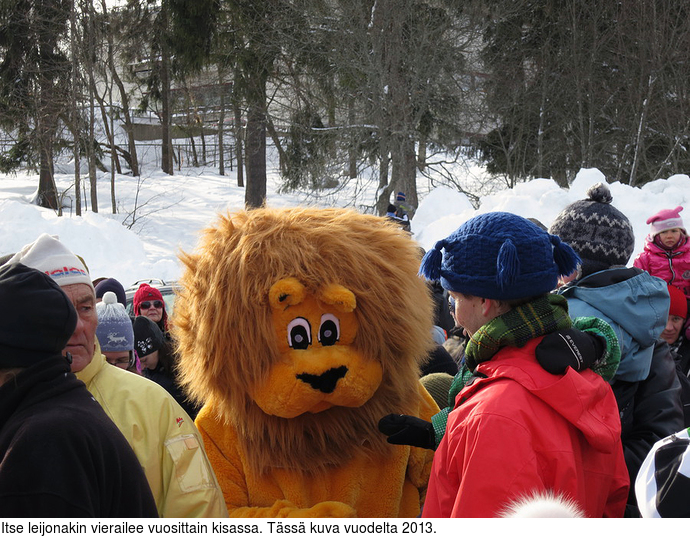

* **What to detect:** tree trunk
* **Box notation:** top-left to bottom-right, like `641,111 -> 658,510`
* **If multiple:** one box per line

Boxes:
103,0 -> 139,178
630,74 -> 655,186
70,0 -> 81,216
200,125 -> 206,164
375,137 -> 391,215
348,99 -> 357,179
244,70 -> 267,208
95,94 -> 122,175
114,77 -> 138,176
88,42 -> 98,211
417,135 -> 427,172
233,74 -> 244,187
35,7 -> 61,211
160,6 -> 173,176
217,70 -> 226,175
218,73 -> 225,176
38,148 -> 58,210
265,115 -> 286,175
76,0 -> 97,212
189,129 -> 198,167
234,102 -> 244,187
400,137 -> 417,214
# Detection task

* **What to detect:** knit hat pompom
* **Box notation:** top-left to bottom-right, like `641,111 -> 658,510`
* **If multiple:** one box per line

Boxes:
646,206 -> 686,237
96,291 -> 134,353
496,239 -> 520,290
419,240 -> 445,281
549,182 -> 634,277
424,212 -> 579,300
95,277 -> 127,306
586,183 -> 613,204
550,234 -> 580,277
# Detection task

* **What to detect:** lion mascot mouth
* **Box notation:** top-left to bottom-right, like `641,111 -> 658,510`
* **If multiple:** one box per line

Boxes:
172,207 -> 439,518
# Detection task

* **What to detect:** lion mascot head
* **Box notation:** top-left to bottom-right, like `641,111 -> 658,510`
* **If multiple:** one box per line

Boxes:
173,207 -> 434,475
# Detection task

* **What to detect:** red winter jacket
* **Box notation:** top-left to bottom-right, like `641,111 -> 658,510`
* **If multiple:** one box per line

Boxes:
422,338 -> 629,518
633,236 -> 690,297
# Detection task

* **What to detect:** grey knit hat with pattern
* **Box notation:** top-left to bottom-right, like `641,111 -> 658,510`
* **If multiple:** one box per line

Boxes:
549,183 -> 635,277
96,292 -> 134,353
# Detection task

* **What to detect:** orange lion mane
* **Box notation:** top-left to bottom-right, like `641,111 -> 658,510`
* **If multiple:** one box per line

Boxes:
173,207 -> 434,475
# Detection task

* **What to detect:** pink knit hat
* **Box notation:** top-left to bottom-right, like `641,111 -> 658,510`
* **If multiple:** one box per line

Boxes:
647,206 -> 686,236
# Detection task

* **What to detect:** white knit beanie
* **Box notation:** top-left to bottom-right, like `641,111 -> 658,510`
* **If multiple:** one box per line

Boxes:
96,292 -> 134,353
8,233 -> 93,292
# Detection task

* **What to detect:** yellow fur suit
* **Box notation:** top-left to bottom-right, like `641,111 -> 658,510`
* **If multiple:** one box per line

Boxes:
173,207 -> 438,517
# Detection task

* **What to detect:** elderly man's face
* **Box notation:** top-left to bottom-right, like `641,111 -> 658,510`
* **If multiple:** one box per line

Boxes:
61,283 -> 97,373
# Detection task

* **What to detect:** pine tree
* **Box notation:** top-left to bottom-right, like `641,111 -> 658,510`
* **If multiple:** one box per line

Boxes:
0,0 -> 72,209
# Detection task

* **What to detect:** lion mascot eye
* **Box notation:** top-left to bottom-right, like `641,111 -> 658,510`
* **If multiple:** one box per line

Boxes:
318,314 -> 340,346
287,317 -> 312,350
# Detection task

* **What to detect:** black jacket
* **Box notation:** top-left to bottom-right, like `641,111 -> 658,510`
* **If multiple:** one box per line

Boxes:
670,337 -> 690,426
612,339 -> 683,516
0,356 -> 158,517
143,362 -> 200,420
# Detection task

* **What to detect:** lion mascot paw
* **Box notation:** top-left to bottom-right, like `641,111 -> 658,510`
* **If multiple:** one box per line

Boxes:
173,207 -> 439,518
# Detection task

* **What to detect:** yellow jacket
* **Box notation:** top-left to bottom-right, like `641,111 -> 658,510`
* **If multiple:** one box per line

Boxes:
77,344 -> 228,518
196,384 -> 437,518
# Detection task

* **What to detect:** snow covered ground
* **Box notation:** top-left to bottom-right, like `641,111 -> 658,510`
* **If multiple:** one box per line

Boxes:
1,149 -> 689,289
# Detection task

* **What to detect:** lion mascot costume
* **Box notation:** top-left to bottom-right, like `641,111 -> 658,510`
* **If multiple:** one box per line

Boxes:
172,207 -> 439,517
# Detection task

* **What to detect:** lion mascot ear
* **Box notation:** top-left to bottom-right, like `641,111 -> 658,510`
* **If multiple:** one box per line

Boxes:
173,207 -> 439,518
269,278 -> 307,309
319,283 -> 356,313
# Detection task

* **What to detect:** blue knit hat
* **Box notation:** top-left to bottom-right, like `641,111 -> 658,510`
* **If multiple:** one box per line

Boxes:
419,212 -> 581,300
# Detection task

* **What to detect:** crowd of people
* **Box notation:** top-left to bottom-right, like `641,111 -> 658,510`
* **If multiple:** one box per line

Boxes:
0,234 -> 227,517
0,182 -> 689,518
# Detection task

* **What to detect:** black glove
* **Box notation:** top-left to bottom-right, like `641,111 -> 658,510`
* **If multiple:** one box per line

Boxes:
535,328 -> 605,375
378,414 -> 435,449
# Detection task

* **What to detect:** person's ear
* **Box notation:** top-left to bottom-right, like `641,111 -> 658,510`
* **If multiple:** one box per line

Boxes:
480,297 -> 494,317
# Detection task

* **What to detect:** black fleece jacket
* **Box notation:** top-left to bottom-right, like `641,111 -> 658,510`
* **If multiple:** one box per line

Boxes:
0,356 -> 158,517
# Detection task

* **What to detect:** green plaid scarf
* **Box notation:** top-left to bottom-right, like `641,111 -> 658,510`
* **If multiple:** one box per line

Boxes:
431,294 -> 571,445
464,294 -> 572,371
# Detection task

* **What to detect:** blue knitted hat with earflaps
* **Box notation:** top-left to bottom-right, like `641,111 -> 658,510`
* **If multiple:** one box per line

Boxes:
419,212 -> 581,300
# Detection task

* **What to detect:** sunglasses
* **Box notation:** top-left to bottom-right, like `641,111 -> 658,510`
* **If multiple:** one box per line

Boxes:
140,300 -> 163,310
448,295 -> 456,318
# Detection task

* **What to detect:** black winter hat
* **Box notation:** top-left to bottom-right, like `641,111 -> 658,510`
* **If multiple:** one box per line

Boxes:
0,263 -> 77,367
95,277 -> 127,306
133,315 -> 165,358
549,183 -> 635,277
